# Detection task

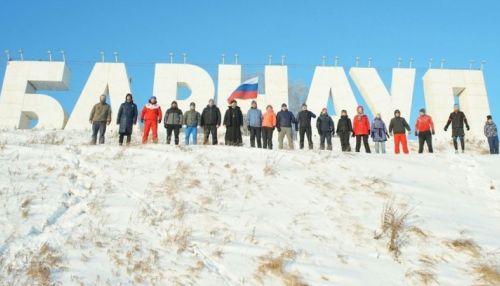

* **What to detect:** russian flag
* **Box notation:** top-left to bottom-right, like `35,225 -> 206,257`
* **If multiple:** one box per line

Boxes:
227,77 -> 258,104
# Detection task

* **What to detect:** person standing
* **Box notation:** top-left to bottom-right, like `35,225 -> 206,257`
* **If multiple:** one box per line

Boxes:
336,110 -> 353,152
261,105 -> 276,149
140,96 -> 162,144
200,99 -> 221,145
276,103 -> 298,150
89,94 -> 112,145
116,93 -> 138,146
316,108 -> 334,150
224,100 -> 244,146
352,106 -> 371,153
484,115 -> 499,154
296,104 -> 317,150
183,102 -> 200,145
444,104 -> 470,153
371,113 -> 389,154
415,108 -> 435,153
247,100 -> 263,148
388,109 -> 411,154
164,101 -> 183,145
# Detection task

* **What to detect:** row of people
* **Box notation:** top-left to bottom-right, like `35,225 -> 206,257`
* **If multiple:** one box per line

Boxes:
88,94 -> 499,155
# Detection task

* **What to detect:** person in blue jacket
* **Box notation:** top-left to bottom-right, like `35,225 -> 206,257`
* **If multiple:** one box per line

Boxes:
116,93 -> 138,146
247,100 -> 263,148
276,103 -> 298,150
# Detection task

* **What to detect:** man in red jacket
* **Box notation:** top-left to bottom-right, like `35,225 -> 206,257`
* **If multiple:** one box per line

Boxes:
415,108 -> 435,153
141,96 -> 162,144
352,105 -> 371,153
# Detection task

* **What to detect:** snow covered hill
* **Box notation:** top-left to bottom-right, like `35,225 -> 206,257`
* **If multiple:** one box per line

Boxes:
0,130 -> 499,286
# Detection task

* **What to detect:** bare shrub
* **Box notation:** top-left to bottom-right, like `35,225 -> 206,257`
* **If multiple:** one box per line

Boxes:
26,243 -> 63,285
405,269 -> 438,286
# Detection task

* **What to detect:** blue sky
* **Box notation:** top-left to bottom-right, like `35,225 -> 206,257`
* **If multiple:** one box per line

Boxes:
1,0 -> 498,125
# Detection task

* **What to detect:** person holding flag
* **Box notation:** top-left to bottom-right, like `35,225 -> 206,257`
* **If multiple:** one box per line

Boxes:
227,77 -> 258,103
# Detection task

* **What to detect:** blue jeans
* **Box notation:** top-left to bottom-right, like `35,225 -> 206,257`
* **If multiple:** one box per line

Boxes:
488,136 -> 499,154
185,126 -> 198,145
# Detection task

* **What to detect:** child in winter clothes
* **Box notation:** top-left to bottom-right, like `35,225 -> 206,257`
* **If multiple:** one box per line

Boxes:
484,115 -> 499,154
141,96 -> 162,144
371,113 -> 389,154
336,109 -> 353,152
262,105 -> 277,150
316,108 -> 335,150
352,106 -> 371,153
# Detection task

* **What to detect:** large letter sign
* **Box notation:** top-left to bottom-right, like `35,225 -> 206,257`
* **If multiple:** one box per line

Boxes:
0,61 -> 70,129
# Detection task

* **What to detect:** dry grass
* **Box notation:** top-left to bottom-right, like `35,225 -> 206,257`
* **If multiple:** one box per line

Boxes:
374,198 -> 413,260
20,197 -> 32,218
26,243 -> 63,285
445,239 -> 482,258
263,156 -> 282,177
405,269 -> 438,286
474,263 -> 500,285
257,250 -> 308,286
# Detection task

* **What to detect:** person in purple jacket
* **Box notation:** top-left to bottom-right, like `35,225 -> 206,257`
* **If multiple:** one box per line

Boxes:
371,113 -> 390,154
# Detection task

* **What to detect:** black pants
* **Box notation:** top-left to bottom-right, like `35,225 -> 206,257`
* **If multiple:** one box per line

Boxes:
299,126 -> 313,149
203,125 -> 218,145
249,126 -> 262,148
338,131 -> 351,151
418,131 -> 433,153
119,134 -> 131,145
166,125 -> 181,145
262,127 -> 274,149
319,131 -> 332,149
355,135 -> 371,153
453,136 -> 465,151
91,122 -> 107,144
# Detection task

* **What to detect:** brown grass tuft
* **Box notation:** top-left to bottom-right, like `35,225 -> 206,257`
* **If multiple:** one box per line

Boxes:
257,250 -> 308,286
26,243 -> 63,285
405,269 -> 438,286
445,239 -> 481,258
474,263 -> 500,285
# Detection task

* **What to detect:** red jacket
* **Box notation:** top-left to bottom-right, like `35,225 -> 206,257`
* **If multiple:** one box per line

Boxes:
415,115 -> 434,132
141,104 -> 162,122
353,115 -> 370,135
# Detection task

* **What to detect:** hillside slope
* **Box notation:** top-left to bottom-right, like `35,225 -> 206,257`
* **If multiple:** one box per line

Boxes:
0,130 -> 499,285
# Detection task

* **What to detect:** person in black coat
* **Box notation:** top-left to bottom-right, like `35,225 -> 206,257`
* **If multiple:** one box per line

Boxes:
296,103 -> 317,150
116,93 -> 138,145
336,109 -> 353,152
223,100 -> 243,146
200,99 -> 222,145
444,104 -> 470,153
316,108 -> 335,150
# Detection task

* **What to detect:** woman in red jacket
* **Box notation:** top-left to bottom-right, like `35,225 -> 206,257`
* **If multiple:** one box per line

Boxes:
141,96 -> 162,144
352,105 -> 371,153
415,108 -> 435,153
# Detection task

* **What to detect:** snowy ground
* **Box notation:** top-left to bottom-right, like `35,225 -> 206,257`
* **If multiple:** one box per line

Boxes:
0,129 -> 499,286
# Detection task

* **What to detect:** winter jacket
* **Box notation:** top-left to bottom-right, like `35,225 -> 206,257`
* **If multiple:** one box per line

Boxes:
183,110 -> 200,127
116,101 -> 138,134
224,106 -> 243,127
415,115 -> 435,133
389,117 -> 411,134
484,122 -> 498,138
353,115 -> 370,136
247,107 -> 263,127
262,110 -> 277,128
297,110 -> 317,128
316,114 -> 334,133
336,115 -> 353,133
164,107 -> 183,126
89,102 -> 112,122
276,110 -> 298,129
141,104 -> 162,122
200,105 -> 221,126
371,118 -> 388,142
445,111 -> 469,130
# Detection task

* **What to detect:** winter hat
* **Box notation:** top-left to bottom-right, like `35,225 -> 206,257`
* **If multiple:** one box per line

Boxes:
302,103 -> 307,107
487,115 -> 492,120
394,109 -> 401,115
150,96 -> 157,101
419,108 -> 426,114
171,100 -> 178,105
190,102 -> 195,107
251,100 -> 257,104
321,108 -> 328,113
341,109 -> 347,114
281,103 -> 287,108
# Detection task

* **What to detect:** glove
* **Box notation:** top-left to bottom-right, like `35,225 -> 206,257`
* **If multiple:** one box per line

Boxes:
247,126 -> 251,131
386,133 -> 390,139
432,130 -> 435,135
466,125 -> 470,131
141,119 -> 144,123
295,127 -> 299,132
415,131 -> 418,136
277,127 -> 281,133
444,127 -> 448,132
317,129 -> 321,135
352,133 -> 355,138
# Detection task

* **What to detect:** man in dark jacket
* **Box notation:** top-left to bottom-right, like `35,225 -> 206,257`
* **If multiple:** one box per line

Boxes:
164,101 -> 183,145
444,104 -> 470,153
388,109 -> 411,154
296,103 -> 317,150
89,94 -> 112,145
200,99 -> 221,145
336,110 -> 352,152
276,103 -> 298,150
116,93 -> 138,146
316,108 -> 335,150
224,100 -> 243,146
